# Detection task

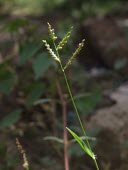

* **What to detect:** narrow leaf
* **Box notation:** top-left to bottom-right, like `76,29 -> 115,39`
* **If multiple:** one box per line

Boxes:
66,127 -> 95,159
44,136 -> 64,144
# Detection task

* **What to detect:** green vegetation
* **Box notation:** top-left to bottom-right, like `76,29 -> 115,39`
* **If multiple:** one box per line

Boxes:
0,0 -> 124,17
0,0 -> 128,169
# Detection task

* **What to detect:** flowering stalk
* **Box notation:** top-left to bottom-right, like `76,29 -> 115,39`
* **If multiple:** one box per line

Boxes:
64,39 -> 85,70
57,27 -> 73,50
42,40 -> 60,62
47,22 -> 57,41
43,23 -> 100,170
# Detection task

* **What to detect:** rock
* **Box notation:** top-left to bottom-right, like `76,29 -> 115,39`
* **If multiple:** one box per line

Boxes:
95,129 -> 121,170
88,83 -> 128,142
79,16 -> 128,74
87,83 -> 128,169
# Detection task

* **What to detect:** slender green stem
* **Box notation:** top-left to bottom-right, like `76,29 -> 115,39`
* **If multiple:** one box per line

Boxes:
94,159 -> 100,170
53,41 -> 99,170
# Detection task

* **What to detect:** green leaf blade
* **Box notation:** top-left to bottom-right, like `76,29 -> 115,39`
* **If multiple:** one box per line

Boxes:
26,83 -> 45,107
0,109 -> 22,129
0,69 -> 17,95
32,52 -> 53,79
75,90 -> 102,114
66,127 -> 95,160
20,42 -> 41,64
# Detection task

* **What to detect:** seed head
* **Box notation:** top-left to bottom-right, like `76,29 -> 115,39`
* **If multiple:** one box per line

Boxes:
47,22 -> 57,40
42,40 -> 60,62
57,27 -> 73,50
16,138 -> 29,170
64,39 -> 85,70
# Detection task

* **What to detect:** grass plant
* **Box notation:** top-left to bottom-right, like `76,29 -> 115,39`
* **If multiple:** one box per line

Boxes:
43,23 -> 100,170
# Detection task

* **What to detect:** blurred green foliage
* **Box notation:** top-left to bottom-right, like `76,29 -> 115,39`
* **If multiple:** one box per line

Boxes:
1,2 -> 124,167
0,1 -> 127,169
75,89 -> 102,114
0,66 -> 16,95
0,109 -> 22,129
0,0 -> 124,17
32,52 -> 54,79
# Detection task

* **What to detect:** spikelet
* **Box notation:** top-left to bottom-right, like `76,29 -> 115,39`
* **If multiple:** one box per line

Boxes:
42,40 -> 60,62
57,27 -> 73,50
47,22 -> 57,41
16,138 -> 29,170
64,39 -> 85,70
